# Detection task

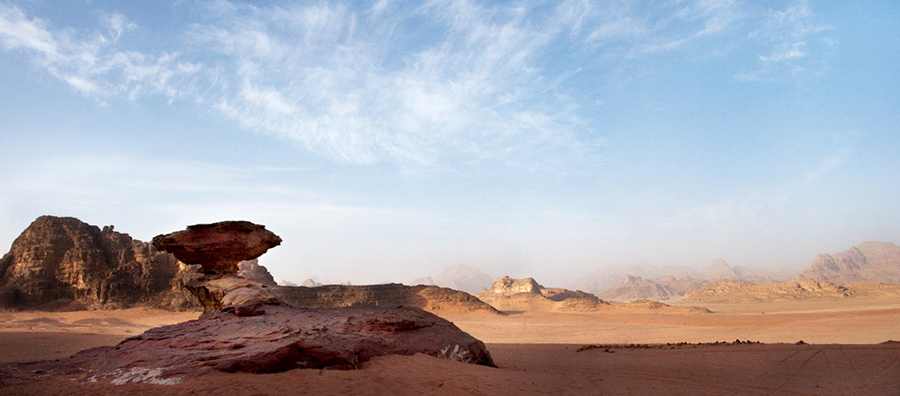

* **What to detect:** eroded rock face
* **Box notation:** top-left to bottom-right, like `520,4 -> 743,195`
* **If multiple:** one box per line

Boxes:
0,216 -> 199,310
4,305 -> 494,384
151,221 -> 282,274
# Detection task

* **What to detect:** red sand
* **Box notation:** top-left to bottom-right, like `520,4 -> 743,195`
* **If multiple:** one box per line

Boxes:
2,297 -> 900,395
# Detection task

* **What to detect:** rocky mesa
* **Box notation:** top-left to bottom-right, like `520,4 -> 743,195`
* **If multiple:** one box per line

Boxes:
477,276 -> 605,312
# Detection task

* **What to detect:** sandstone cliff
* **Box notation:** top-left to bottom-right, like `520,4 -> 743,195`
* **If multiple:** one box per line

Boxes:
0,216 -> 199,310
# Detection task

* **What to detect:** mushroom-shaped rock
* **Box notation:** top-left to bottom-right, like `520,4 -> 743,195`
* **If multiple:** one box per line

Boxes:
151,221 -> 281,274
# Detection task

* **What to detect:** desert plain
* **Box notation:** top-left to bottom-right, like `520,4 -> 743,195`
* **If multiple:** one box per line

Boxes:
2,295 -> 898,395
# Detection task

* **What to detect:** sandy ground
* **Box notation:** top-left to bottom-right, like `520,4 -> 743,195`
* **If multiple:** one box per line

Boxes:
2,298 -> 899,395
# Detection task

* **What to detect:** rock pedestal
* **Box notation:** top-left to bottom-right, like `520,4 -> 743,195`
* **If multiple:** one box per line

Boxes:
152,221 -> 284,314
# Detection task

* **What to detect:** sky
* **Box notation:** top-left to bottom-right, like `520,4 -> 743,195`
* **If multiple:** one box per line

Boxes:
0,0 -> 898,287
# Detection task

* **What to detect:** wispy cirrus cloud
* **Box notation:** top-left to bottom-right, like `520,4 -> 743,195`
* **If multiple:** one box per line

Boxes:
0,5 -> 200,101
188,0 -> 591,166
736,0 -> 834,82
0,1 -> 834,166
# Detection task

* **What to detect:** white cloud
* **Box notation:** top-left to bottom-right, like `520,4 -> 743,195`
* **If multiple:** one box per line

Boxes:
0,5 -> 57,55
736,0 -> 833,82
0,4 -> 200,101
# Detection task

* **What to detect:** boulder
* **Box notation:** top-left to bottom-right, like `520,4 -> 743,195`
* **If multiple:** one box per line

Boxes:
151,221 -> 282,274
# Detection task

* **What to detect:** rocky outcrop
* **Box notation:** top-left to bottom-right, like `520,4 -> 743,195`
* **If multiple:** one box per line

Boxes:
272,283 -> 501,315
3,304 -> 495,384
151,221 -> 281,274
0,216 -> 199,310
477,276 -> 605,312
151,221 -> 284,315
798,242 -> 900,284
482,276 -> 543,295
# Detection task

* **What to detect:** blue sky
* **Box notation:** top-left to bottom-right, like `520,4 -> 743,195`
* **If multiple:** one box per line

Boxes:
0,0 -> 898,286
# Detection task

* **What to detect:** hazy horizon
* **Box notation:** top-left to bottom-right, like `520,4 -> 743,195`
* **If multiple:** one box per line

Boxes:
1,1 -> 898,287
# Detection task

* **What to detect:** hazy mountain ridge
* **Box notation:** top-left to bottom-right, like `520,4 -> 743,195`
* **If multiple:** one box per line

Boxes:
583,241 -> 898,302
797,242 -> 900,285
410,264 -> 494,295
589,260 -> 794,302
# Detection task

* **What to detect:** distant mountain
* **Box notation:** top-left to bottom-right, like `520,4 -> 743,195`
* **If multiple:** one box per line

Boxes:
0,216 -> 199,310
576,264 -> 699,296
700,259 -> 741,281
798,242 -> 900,284
429,264 -> 494,295
299,278 -> 323,287
586,257 -> 803,302
409,276 -> 435,286
600,275 -> 704,302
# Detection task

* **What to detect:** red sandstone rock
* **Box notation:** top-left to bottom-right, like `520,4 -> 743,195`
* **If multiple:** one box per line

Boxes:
151,221 -> 281,274
4,304 -> 495,384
